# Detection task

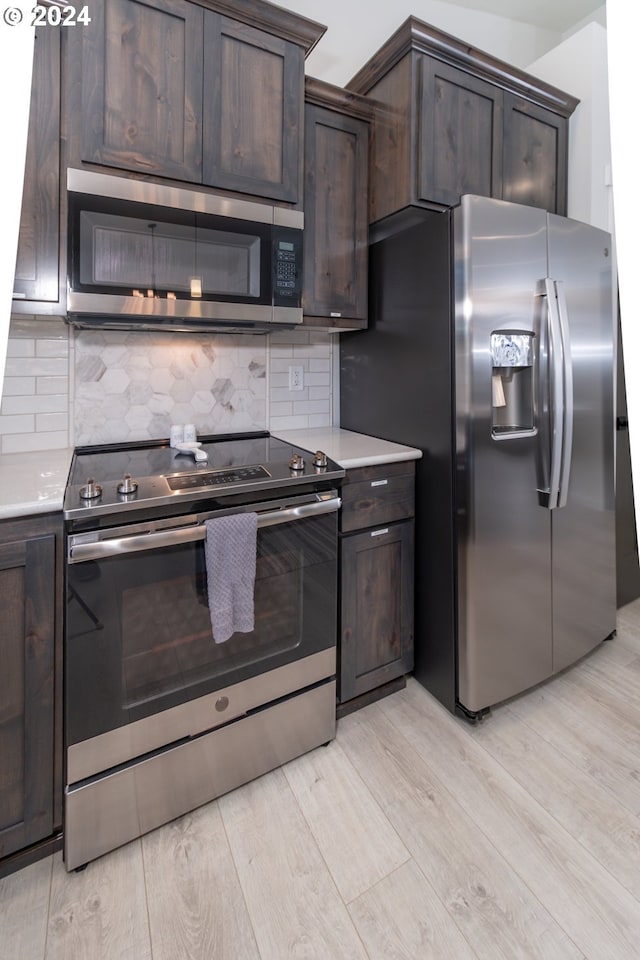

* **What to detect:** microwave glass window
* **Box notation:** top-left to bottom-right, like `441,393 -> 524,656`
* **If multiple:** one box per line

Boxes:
79,211 -> 261,298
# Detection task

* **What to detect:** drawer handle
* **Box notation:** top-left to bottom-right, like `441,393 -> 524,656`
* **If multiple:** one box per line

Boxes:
371,479 -> 388,487
371,528 -> 389,537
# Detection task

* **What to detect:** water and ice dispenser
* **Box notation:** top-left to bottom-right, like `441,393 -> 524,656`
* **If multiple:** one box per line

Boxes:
490,332 -> 535,437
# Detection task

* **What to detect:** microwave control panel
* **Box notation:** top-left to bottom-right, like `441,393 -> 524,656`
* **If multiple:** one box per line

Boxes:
273,227 -> 303,308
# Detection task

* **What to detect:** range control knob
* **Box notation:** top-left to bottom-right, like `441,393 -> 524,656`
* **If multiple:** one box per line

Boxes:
117,474 -> 139,496
313,450 -> 328,469
79,478 -> 102,501
289,454 -> 305,472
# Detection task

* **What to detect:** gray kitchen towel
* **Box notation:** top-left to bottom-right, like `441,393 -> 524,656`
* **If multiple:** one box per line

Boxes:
204,513 -> 259,643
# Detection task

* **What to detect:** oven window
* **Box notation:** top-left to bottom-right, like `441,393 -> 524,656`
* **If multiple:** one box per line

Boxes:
66,512 -> 337,745
119,537 -> 303,708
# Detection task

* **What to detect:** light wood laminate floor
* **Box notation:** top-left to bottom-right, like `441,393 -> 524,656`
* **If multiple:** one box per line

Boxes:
4,600 -> 640,960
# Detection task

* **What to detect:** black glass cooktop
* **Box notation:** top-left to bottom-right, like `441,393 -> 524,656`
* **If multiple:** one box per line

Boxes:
64,431 -> 344,521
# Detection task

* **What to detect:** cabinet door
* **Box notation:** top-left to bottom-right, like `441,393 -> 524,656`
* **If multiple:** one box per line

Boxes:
303,105 -> 368,324
13,27 -> 61,306
0,536 -> 55,860
340,520 -> 414,703
203,13 -> 302,203
418,57 -> 503,206
81,0 -> 203,181
502,94 -> 568,214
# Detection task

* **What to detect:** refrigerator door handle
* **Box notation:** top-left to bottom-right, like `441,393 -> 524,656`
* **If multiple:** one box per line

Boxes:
555,280 -> 574,508
537,278 -> 569,510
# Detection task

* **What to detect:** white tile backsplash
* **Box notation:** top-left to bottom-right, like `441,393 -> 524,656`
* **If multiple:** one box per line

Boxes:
268,329 -> 334,430
3,377 -> 36,396
0,317 -> 71,454
2,394 -> 67,416
1,430 -> 70,454
0,413 -> 35,434
1,320 -> 337,454
6,340 -> 35,357
4,356 -> 68,378
73,330 -> 268,445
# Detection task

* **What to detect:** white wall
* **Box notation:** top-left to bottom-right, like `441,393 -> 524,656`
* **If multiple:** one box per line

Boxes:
278,0 -> 560,86
562,3 -> 606,38
608,1 -> 640,548
528,23 -> 612,232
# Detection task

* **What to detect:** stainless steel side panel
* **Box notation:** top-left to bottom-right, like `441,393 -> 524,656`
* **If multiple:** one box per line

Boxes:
455,196 -> 553,712
67,648 -> 336,783
65,680 -> 336,871
547,215 -> 616,670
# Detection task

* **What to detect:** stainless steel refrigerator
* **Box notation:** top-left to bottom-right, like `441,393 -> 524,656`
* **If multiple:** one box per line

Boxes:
340,194 -> 616,719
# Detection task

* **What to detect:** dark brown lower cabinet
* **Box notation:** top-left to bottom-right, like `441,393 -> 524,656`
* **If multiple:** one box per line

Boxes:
338,462 -> 415,711
0,514 -> 62,876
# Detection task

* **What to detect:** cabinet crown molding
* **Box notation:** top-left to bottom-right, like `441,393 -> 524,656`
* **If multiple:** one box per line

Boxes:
347,16 -> 579,118
192,0 -> 326,54
304,77 -> 374,122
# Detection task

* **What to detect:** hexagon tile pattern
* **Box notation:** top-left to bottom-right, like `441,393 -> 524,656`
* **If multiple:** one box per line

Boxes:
74,331 -> 267,445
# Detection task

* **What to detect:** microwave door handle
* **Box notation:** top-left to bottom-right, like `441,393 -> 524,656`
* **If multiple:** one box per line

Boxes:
68,497 -> 342,563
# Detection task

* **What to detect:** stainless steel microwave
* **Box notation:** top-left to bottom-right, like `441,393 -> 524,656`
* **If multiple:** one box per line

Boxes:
66,169 -> 303,334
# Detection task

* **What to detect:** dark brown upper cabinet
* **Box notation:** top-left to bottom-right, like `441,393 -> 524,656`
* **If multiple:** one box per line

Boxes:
203,14 -> 303,202
81,0 -> 204,182
418,58 -> 503,207
502,93 -> 568,214
347,17 -> 578,221
13,26 -> 62,313
71,0 -> 326,205
302,78 -> 371,329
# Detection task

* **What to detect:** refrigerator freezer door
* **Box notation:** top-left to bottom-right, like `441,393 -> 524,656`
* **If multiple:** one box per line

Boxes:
455,196 -> 553,713
546,215 -> 616,671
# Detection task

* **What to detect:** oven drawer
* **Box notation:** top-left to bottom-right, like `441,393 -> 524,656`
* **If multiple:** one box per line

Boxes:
340,461 -> 415,533
65,679 -> 336,870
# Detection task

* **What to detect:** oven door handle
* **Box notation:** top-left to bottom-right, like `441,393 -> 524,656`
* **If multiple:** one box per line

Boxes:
67,496 -> 342,563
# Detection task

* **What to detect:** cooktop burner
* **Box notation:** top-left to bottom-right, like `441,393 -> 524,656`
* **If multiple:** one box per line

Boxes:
64,431 -> 344,521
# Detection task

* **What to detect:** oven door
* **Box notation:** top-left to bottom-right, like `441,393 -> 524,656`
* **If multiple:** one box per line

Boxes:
65,491 -> 339,770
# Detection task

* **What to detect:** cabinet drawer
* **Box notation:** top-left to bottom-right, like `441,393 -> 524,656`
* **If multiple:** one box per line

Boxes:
341,462 -> 415,533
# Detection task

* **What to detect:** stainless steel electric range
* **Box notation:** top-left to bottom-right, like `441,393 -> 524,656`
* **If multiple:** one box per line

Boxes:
63,431 -> 344,870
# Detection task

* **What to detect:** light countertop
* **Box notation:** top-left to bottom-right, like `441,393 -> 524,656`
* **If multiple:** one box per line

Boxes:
272,427 -> 422,470
0,429 -> 421,520
0,447 -> 74,520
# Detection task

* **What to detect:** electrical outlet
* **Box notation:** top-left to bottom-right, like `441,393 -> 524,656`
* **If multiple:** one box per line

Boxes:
289,365 -> 304,391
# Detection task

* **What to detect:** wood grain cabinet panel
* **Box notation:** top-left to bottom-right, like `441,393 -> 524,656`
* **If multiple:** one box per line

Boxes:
13,26 -> 61,309
303,80 -> 370,328
418,58 -> 502,207
347,17 -> 577,220
339,462 -> 415,708
340,519 -> 414,703
0,534 -> 55,861
71,0 -> 324,204
81,0 -> 204,181
341,462 -> 415,533
502,93 -> 568,216
203,13 -> 302,203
